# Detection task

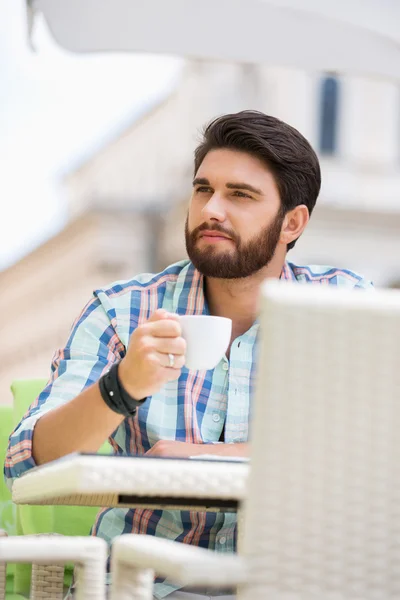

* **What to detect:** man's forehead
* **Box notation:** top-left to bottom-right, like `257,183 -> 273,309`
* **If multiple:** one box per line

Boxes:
195,152 -> 277,193
197,149 -> 272,177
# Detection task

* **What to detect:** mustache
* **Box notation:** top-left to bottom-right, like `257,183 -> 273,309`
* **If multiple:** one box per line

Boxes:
192,222 -> 239,243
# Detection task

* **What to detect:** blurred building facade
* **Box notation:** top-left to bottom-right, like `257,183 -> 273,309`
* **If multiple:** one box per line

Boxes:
1,61 -> 400,403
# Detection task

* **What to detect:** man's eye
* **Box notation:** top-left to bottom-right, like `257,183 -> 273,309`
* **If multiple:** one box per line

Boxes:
233,190 -> 252,199
196,186 -> 212,193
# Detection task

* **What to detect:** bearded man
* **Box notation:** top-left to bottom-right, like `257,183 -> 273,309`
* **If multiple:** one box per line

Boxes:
5,111 -> 373,599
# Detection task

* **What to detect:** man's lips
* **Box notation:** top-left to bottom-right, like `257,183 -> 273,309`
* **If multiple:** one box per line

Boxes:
198,231 -> 232,241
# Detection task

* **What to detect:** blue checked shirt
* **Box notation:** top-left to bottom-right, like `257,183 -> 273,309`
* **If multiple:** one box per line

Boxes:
5,259 -> 373,598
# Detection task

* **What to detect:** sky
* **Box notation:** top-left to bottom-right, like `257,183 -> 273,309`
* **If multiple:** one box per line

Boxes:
0,0 -> 183,270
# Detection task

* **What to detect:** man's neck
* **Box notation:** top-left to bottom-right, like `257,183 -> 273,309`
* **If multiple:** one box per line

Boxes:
205,254 -> 286,342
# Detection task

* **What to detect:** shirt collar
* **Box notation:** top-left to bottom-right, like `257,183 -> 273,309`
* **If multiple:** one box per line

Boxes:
172,260 -> 296,316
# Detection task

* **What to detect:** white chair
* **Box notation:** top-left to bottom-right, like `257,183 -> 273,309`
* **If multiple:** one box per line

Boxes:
0,534 -> 107,599
0,529 -> 67,600
109,280 -> 400,600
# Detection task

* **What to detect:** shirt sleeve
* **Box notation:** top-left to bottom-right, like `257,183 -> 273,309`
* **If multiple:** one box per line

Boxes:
4,293 -> 125,491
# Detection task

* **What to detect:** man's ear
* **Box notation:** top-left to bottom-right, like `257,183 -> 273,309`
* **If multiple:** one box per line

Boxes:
279,205 -> 309,246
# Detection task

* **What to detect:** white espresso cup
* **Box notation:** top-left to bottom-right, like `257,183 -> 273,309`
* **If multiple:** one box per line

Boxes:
178,315 -> 232,371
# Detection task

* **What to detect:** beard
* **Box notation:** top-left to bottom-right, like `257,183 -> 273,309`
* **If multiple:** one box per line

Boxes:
185,209 -> 285,279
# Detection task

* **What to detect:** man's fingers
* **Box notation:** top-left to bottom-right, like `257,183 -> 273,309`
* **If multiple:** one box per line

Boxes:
148,309 -> 180,323
147,309 -> 169,322
157,352 -> 185,370
147,351 -> 185,371
154,337 -> 186,356
146,319 -> 182,338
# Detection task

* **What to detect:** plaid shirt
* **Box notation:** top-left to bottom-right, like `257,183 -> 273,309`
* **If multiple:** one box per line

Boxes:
5,259 -> 373,598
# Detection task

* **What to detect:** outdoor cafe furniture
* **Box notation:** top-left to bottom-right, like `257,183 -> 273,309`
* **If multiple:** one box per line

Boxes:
8,280 -> 400,599
0,533 -> 106,600
9,393 -> 247,599
11,453 -> 248,513
108,281 -> 400,599
10,454 -> 247,597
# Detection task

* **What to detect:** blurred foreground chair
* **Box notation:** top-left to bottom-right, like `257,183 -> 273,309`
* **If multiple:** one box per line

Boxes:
0,534 -> 107,599
109,281 -> 400,600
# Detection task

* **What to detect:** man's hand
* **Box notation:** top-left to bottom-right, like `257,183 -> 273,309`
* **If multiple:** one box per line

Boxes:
145,440 -> 204,458
146,440 -> 249,459
118,309 -> 186,400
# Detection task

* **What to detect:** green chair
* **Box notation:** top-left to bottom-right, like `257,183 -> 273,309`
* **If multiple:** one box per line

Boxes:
7,379 -> 112,597
0,406 -> 24,599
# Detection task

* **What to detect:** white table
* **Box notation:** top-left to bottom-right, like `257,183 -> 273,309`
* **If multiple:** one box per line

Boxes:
12,453 -> 249,512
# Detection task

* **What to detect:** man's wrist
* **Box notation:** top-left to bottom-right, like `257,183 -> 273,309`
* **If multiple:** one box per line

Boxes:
117,359 -> 145,401
115,362 -> 146,403
99,362 -> 146,418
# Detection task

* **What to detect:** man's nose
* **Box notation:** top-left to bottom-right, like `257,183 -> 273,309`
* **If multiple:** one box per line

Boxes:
201,193 -> 226,222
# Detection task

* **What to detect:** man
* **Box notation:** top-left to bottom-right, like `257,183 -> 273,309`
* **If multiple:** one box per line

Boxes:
5,111 -> 373,599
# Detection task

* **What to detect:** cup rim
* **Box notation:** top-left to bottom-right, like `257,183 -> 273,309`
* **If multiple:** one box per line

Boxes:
178,315 -> 232,323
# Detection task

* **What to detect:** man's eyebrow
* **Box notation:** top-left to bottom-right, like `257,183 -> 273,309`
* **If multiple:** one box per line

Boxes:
192,178 -> 262,195
226,182 -> 263,195
192,177 -> 210,186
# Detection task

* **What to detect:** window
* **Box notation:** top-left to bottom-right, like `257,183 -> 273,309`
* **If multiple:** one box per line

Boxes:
319,75 -> 340,155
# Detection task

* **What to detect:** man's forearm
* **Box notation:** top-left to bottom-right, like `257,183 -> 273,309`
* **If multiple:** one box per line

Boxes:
32,382 -> 124,466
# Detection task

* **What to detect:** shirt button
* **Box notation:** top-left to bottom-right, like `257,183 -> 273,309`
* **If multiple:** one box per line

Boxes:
222,363 -> 229,371
219,537 -> 227,545
212,413 -> 220,423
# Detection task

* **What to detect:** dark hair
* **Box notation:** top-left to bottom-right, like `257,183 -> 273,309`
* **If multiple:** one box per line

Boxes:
194,110 -> 321,250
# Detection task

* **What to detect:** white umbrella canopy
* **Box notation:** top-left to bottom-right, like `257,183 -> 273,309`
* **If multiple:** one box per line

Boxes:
28,0 -> 400,79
